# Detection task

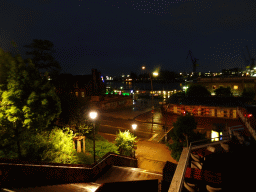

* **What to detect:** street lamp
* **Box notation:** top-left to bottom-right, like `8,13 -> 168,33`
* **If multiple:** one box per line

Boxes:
89,111 -> 97,164
132,124 -> 137,135
131,123 -> 137,158
142,66 -> 158,134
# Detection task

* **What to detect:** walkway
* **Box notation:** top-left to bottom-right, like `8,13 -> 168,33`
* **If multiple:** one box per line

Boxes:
98,132 -> 178,174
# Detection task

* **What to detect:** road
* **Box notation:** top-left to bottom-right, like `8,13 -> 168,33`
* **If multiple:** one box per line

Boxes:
98,98 -> 170,141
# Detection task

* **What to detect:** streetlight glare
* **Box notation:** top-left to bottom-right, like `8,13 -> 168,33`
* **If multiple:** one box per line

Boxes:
153,72 -> 158,76
132,124 -> 137,130
89,111 -> 97,119
142,66 -> 145,70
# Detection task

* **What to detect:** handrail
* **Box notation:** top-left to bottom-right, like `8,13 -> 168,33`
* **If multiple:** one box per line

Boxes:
173,134 -> 231,192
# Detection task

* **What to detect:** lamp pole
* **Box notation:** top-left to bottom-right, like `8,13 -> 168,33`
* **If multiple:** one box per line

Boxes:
89,111 -> 98,164
132,124 -> 137,158
142,66 -> 158,134
149,72 -> 154,134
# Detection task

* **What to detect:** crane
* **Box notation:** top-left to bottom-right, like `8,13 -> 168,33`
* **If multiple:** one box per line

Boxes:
186,50 -> 199,75
242,46 -> 255,76
246,45 -> 255,70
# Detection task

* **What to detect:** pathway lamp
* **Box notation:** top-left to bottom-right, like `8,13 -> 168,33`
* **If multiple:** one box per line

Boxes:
89,111 -> 98,164
132,124 -> 137,135
131,123 -> 137,158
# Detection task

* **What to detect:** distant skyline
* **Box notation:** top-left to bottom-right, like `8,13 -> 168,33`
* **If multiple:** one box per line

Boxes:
1,0 -> 256,76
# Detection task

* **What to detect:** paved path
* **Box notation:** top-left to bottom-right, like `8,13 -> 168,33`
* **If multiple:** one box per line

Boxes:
98,132 -> 178,174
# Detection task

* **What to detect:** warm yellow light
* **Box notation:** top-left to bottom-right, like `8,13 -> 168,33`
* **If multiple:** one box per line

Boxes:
211,131 -> 219,141
132,124 -> 137,130
234,85 -> 238,90
142,66 -> 145,70
89,112 -> 97,119
153,72 -> 158,76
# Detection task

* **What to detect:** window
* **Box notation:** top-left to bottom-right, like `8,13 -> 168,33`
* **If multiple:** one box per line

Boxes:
75,92 -> 78,97
234,85 -> 238,90
212,85 -> 217,89
81,92 -> 85,97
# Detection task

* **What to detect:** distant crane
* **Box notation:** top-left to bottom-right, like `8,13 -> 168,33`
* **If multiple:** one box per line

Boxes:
186,50 -> 199,75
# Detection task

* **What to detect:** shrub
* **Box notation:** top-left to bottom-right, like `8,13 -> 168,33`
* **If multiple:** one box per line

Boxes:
115,130 -> 137,157
22,127 -> 78,164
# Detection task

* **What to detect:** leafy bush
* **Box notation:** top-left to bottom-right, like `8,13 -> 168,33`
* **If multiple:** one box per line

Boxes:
115,130 -> 137,157
22,127 -> 78,164
166,142 -> 185,162
167,114 -> 206,162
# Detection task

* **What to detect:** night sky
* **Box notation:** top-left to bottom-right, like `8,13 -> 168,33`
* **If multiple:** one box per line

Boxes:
1,0 -> 256,76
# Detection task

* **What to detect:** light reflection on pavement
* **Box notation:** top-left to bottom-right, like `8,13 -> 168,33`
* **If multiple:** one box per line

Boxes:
1,183 -> 101,192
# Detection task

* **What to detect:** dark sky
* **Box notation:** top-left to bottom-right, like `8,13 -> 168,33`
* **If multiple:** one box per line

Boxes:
1,0 -> 256,76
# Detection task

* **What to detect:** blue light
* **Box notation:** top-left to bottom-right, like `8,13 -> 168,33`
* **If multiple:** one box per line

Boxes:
101,76 -> 104,83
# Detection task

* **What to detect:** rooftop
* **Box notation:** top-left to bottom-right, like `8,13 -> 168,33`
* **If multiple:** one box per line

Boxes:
168,96 -> 247,107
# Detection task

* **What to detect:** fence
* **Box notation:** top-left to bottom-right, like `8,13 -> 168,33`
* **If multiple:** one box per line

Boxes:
237,107 -> 256,140
168,134 -> 231,192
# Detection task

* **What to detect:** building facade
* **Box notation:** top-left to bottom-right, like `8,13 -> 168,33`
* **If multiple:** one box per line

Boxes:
189,77 -> 256,97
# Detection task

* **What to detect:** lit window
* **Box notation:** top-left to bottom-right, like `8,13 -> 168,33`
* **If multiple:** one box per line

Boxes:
81,92 -> 85,97
234,85 -> 238,90
75,92 -> 78,97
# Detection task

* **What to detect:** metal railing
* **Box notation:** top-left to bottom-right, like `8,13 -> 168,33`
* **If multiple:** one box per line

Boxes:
169,134 -> 232,192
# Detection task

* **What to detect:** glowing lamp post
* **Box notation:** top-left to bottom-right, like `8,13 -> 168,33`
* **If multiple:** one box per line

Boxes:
132,124 -> 137,135
132,123 -> 137,158
142,66 -> 158,134
89,111 -> 97,163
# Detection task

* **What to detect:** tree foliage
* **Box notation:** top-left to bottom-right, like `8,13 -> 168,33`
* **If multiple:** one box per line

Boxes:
168,92 -> 186,104
186,84 -> 211,97
0,48 -> 61,158
167,113 -> 206,161
214,87 -> 233,97
115,130 -> 137,157
159,70 -> 179,83
242,88 -> 255,100
23,39 -> 61,79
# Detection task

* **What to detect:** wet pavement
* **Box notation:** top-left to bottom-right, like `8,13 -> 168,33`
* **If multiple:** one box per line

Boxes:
0,183 -> 101,192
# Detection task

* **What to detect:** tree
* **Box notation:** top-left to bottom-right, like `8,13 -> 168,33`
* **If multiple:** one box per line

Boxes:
115,130 -> 137,157
130,71 -> 137,81
0,48 -> 61,159
214,87 -> 233,97
167,113 -> 205,161
23,39 -> 61,79
159,70 -> 179,83
186,84 -> 211,97
168,91 -> 186,104
242,88 -> 255,100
